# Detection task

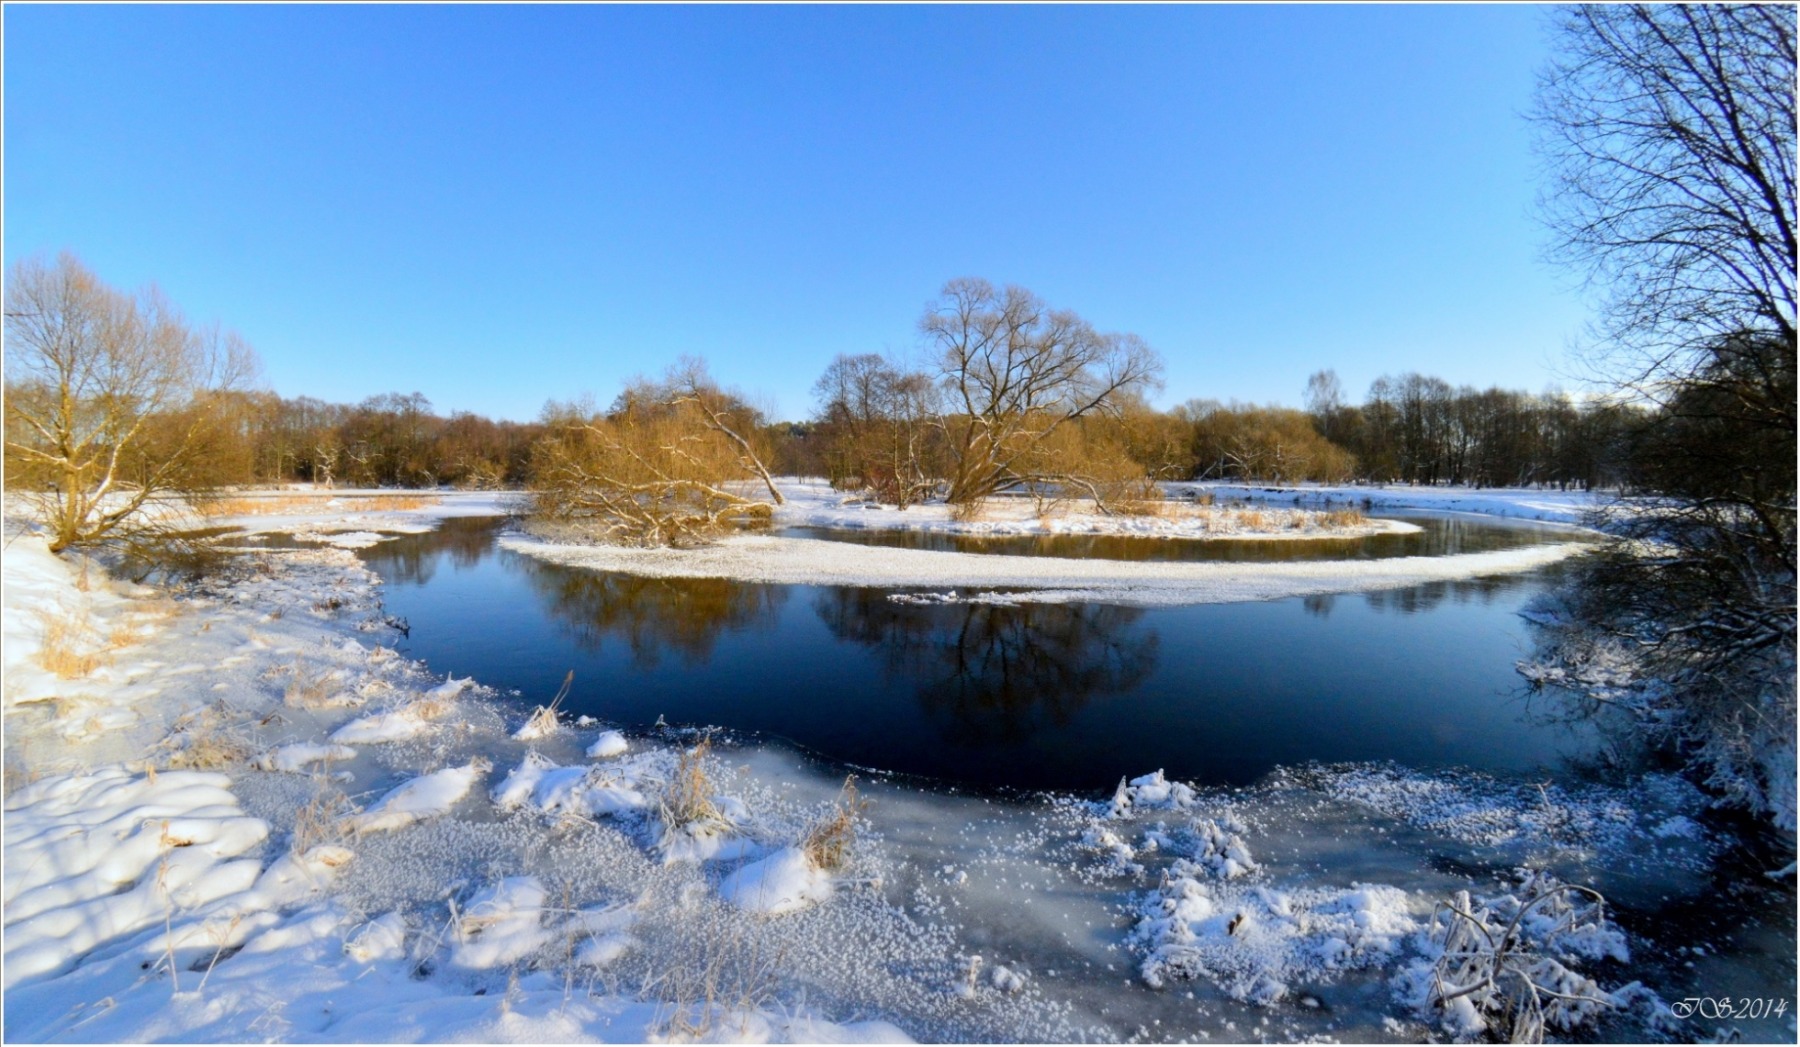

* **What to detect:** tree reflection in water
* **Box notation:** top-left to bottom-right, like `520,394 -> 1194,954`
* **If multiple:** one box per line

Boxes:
816,590 -> 1158,746
519,557 -> 788,668
361,517 -> 496,587
1360,575 -> 1519,614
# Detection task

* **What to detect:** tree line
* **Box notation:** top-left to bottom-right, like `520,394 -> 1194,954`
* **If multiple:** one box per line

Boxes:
7,256 -> 1678,551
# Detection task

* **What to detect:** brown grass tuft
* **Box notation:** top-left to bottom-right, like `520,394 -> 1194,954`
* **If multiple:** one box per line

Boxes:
159,705 -> 256,769
283,662 -> 341,708
801,776 -> 866,872
663,735 -> 723,828
1320,508 -> 1367,529
291,774 -> 357,854
34,606 -> 106,678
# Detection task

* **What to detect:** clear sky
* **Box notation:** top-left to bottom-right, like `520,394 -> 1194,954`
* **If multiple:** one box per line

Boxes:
5,4 -> 1594,422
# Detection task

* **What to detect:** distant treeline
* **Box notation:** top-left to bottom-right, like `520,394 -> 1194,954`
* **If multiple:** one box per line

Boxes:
216,367 -> 1640,494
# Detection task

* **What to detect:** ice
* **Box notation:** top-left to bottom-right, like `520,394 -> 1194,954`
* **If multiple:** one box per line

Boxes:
2,491 -> 1788,1044
502,530 -> 1585,608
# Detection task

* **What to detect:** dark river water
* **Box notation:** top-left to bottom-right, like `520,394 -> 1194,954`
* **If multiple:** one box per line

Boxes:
354,516 -> 1600,792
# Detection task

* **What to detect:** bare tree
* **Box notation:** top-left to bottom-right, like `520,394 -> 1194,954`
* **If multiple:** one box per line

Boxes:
1536,4 -> 1795,389
4,253 -> 259,552
811,353 -> 942,506
923,278 -> 1163,505
1527,5 -> 1797,830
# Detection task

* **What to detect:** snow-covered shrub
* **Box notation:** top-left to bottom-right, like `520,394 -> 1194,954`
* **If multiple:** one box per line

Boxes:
1395,871 -> 1629,1042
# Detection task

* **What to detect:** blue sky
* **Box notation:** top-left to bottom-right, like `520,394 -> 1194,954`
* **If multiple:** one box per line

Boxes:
5,4 -> 1592,422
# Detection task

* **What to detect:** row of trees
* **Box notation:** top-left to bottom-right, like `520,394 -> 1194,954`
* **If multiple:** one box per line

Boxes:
208,390 -> 541,490
5,256 -> 1714,553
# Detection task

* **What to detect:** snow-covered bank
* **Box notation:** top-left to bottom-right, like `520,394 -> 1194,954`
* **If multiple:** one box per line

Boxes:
1176,481 -> 1606,529
6,494 -> 1791,1043
502,532 -> 1588,607
772,479 -> 1421,541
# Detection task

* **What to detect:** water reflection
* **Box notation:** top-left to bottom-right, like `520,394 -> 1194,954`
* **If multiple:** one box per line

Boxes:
518,557 -> 788,668
816,590 -> 1158,745
350,517 -> 1600,790
1360,574 -> 1522,614
363,520 -> 492,585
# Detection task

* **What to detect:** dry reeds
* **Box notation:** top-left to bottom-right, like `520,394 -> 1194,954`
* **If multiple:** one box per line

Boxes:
33,606 -> 106,679
291,774 -> 357,854
1320,508 -> 1367,529
282,662 -> 340,708
199,493 -> 440,517
515,670 -> 574,740
800,776 -> 865,872
158,705 -> 256,769
662,736 -> 723,829
949,498 -> 988,523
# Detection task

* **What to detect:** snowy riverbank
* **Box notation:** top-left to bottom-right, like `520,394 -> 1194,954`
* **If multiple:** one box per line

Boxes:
4,492 -> 1792,1043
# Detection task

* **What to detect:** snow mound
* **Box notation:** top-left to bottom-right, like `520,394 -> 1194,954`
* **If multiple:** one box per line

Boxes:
489,751 -> 657,820
2,768 -> 271,988
329,696 -> 455,745
347,759 -> 490,834
253,741 -> 357,772
718,846 -> 834,914
587,729 -> 629,759
1132,864 -> 1420,1004
451,876 -> 550,970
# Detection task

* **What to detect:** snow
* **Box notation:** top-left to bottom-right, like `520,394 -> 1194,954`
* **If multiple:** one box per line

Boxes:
503,532 -> 1586,607
1172,480 -> 1607,528
3,488 -> 1789,1043
251,741 -> 357,772
718,846 -> 835,914
345,759 -> 490,834
772,479 -> 1424,540
588,729 -> 630,758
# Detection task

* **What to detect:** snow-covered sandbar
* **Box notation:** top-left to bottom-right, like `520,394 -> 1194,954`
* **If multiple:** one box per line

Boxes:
502,532 -> 1589,606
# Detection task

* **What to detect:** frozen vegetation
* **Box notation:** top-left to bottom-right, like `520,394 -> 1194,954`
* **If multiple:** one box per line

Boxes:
3,489 -> 1792,1043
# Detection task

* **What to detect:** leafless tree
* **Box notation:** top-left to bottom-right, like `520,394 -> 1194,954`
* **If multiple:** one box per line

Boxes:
1536,4 -> 1795,392
812,353 -> 942,506
1527,4 -> 1797,830
4,253 -> 259,552
922,278 -> 1163,505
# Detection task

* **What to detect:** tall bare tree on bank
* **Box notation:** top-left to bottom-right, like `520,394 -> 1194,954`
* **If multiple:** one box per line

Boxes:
923,278 -> 1163,506
1529,5 -> 1797,829
4,254 -> 259,553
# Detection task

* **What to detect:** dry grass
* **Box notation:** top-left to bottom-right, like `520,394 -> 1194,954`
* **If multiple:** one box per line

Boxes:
1320,508 -> 1367,528
199,493 -> 440,517
648,910 -> 785,1042
1235,509 -> 1269,530
158,705 -> 256,769
291,774 -> 357,854
33,606 -> 107,679
515,670 -> 574,740
948,498 -> 989,523
662,736 -> 723,829
282,661 -> 341,708
1112,496 -> 1170,518
800,776 -> 865,872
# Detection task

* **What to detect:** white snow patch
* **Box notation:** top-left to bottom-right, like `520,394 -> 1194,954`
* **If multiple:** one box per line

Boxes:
718,846 -> 834,915
346,760 -> 490,834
